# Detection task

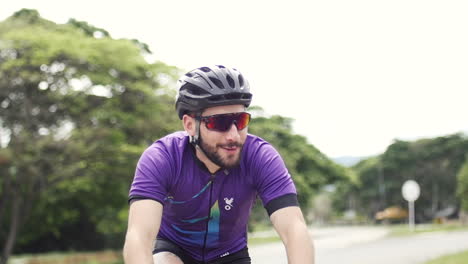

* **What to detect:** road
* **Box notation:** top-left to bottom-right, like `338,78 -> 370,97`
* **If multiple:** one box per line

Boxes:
249,226 -> 468,264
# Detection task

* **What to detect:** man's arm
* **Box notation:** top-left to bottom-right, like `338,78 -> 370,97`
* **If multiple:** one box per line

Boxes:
270,206 -> 314,264
123,199 -> 163,264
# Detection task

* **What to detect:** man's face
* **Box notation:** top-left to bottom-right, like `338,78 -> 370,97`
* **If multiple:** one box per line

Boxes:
198,104 -> 249,169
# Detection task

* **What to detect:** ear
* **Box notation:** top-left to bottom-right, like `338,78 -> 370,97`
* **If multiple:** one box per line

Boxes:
182,115 -> 196,136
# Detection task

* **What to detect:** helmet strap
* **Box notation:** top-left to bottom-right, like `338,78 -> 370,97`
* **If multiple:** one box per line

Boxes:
190,118 -> 201,145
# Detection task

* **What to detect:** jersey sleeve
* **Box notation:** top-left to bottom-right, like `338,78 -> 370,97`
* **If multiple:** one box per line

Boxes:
251,141 -> 298,214
128,142 -> 173,205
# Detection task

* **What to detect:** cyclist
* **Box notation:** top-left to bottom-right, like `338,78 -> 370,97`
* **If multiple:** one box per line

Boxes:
123,65 -> 314,264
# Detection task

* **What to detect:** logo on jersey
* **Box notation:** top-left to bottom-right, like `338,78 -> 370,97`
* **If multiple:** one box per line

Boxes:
224,197 -> 234,211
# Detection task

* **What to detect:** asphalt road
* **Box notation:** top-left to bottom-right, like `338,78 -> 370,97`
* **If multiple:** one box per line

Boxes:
249,226 -> 468,264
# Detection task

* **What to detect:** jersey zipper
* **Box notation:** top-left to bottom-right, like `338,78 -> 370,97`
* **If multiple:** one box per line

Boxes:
202,174 -> 215,262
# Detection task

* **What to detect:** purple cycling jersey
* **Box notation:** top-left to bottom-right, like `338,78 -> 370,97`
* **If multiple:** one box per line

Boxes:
129,131 -> 297,262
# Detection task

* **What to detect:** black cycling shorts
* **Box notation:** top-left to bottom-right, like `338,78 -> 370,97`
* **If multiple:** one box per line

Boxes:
153,238 -> 251,264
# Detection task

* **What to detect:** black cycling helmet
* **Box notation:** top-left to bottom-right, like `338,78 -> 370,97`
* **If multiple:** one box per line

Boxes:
175,65 -> 252,119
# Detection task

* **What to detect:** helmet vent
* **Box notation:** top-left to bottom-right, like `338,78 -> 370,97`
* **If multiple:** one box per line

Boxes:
182,83 -> 209,95
209,77 -> 225,89
238,74 -> 244,87
208,95 -> 223,102
226,75 -> 235,88
225,93 -> 241,100
242,94 -> 252,100
185,73 -> 193,77
200,67 -> 211,72
217,65 -> 226,68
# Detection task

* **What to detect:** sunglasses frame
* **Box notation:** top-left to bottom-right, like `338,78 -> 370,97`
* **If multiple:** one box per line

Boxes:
196,112 -> 251,132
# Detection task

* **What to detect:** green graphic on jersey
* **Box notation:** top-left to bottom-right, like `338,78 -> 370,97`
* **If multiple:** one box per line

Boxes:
170,200 -> 220,247
206,200 -> 220,245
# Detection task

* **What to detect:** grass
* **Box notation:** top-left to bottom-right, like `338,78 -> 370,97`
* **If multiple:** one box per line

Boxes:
248,235 -> 281,245
388,222 -> 468,237
8,250 -> 122,264
249,222 -> 274,232
425,249 -> 468,264
247,224 -> 281,245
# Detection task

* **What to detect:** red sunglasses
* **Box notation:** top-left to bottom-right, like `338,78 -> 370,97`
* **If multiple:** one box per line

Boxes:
197,112 -> 251,132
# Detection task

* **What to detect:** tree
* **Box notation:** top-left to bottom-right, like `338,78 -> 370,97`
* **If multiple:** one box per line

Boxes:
332,157 -> 381,220
0,9 -> 180,263
456,156 -> 468,223
343,133 -> 468,222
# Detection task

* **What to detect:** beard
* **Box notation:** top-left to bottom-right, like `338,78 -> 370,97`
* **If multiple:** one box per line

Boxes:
198,136 -> 244,169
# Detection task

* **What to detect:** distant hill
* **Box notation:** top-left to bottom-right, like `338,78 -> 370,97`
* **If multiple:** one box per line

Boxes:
332,156 -> 367,167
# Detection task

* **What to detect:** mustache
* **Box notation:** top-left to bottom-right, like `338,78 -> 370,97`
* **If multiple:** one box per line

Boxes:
217,142 -> 243,148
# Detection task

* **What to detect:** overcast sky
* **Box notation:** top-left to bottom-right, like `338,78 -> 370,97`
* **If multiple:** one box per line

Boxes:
2,0 -> 467,157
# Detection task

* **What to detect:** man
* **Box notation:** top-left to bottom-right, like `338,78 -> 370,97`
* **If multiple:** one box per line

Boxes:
123,65 -> 314,264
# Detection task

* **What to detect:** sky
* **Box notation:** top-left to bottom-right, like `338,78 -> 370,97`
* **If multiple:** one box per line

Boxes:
2,0 -> 467,158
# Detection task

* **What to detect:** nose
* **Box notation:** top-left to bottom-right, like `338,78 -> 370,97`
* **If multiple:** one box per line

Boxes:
225,122 -> 240,141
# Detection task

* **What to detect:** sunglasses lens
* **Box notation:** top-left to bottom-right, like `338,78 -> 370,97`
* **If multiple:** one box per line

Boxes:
205,115 -> 230,131
203,113 -> 251,132
235,113 -> 250,130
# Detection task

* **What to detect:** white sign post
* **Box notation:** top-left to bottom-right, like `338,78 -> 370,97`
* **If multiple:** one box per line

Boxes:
402,180 -> 420,231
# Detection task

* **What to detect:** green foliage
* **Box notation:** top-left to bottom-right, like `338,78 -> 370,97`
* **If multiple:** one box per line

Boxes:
456,157 -> 468,211
0,9 -> 180,256
343,134 -> 468,222
425,249 -> 468,264
67,18 -> 110,38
